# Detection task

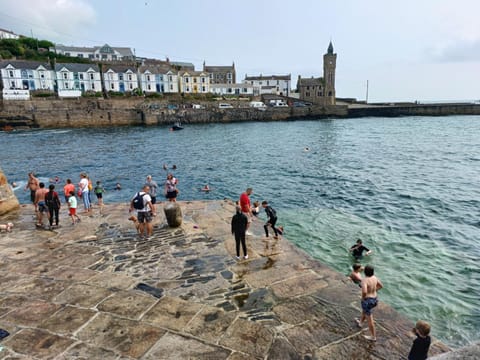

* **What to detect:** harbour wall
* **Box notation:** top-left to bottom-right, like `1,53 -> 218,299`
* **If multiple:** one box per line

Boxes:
1,98 -> 480,129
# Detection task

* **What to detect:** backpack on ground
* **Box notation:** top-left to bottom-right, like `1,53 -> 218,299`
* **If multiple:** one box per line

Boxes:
132,192 -> 145,210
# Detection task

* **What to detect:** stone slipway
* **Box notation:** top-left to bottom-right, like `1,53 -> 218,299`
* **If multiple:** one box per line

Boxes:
0,200 -> 450,359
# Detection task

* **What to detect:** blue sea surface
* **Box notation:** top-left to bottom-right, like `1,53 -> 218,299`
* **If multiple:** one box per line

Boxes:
1,115 -> 479,347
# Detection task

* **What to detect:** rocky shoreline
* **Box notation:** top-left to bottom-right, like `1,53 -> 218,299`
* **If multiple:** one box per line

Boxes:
0,199 -> 451,359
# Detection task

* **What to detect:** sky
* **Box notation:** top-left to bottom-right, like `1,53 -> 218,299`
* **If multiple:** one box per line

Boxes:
1,0 -> 480,102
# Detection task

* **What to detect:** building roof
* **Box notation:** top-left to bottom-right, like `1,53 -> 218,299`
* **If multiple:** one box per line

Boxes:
138,64 -> 174,74
0,28 -> 18,35
204,65 -> 234,72
0,60 -> 52,70
178,70 -> 208,76
170,61 -> 195,70
55,63 -> 100,72
53,44 -> 134,57
103,65 -> 137,73
245,74 -> 291,81
297,77 -> 324,86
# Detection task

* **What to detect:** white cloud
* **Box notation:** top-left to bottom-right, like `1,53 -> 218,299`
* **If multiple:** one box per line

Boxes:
1,0 -> 96,43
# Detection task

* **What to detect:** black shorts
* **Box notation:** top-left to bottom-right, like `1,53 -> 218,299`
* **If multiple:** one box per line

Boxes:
150,196 -> 157,204
166,191 -> 177,199
95,193 -> 103,199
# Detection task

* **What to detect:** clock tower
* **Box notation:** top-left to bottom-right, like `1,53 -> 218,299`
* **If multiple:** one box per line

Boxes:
323,41 -> 337,105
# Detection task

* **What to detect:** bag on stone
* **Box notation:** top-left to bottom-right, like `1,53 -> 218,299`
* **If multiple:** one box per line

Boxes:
132,192 -> 145,210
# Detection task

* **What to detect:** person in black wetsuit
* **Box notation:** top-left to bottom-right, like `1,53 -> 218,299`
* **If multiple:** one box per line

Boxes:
349,239 -> 372,260
262,200 -> 280,239
231,206 -> 248,260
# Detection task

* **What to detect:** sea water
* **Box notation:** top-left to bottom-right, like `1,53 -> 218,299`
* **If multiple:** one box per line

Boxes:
1,116 -> 479,347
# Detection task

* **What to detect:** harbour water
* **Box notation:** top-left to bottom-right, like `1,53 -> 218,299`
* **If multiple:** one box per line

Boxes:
1,115 -> 479,347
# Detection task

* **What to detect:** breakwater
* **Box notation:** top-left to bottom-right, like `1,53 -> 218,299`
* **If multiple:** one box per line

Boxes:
0,199 -> 451,359
1,98 -> 480,129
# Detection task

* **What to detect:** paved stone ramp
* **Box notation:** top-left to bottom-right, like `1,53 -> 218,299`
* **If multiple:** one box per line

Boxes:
0,200 -> 450,359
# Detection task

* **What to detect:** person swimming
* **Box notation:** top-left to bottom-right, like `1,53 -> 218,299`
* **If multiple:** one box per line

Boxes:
201,184 -> 210,192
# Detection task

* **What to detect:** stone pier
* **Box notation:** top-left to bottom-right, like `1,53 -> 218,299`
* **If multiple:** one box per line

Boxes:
0,200 -> 450,359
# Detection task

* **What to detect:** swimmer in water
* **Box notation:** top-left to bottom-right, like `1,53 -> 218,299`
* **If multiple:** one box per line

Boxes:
201,184 -> 210,192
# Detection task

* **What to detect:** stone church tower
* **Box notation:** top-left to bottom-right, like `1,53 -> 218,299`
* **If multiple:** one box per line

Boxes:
297,41 -> 337,105
323,41 -> 337,105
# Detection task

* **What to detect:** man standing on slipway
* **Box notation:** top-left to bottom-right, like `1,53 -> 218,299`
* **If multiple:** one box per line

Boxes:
239,187 -> 253,236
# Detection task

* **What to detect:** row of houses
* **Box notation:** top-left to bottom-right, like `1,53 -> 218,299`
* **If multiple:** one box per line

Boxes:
1,37 -> 336,104
0,59 -> 292,100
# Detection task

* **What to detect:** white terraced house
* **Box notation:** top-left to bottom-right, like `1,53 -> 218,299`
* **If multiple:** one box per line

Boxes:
103,65 -> 138,93
0,60 -> 55,99
243,74 -> 291,96
55,63 -> 102,97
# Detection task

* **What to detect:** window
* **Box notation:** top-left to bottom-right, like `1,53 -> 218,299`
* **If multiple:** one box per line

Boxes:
64,82 -> 69,89
10,81 -> 15,88
77,54 -> 83,58
40,72 -> 45,79
227,73 -> 232,79
63,73 -> 68,79
277,80 -> 279,85
169,75 -> 172,82
202,86 -> 206,92
91,83 -> 95,90
243,88 -> 247,93
193,78 -> 197,83
170,84 -> 173,90
74,73 -> 79,80
306,92 -> 310,97
147,84 -> 151,90
21,70 -> 27,78
317,92 -> 322,97
79,74 -> 84,80
267,81 -> 269,86
102,54 -> 107,60
185,77 -> 190,83
119,74 -> 124,81
9,70 -> 14,77
112,55 -> 117,60
209,73 -> 213,79
147,75 -> 150,81
128,74 -> 132,81
129,84 -> 133,89
111,84 -> 114,89
65,52 -> 70,56
201,77 -> 205,83
90,73 -> 94,80
89,54 -> 94,59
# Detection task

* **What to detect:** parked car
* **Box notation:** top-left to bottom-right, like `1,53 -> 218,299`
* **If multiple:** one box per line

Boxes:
167,104 -> 179,110
192,104 -> 205,109
249,101 -> 267,110
269,99 -> 288,107
218,103 -> 233,109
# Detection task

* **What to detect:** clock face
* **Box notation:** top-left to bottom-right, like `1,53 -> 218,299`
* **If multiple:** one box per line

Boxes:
329,61 -> 333,65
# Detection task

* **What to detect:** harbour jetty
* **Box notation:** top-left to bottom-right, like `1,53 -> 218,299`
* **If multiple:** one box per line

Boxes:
1,98 -> 480,130
0,197 -> 452,358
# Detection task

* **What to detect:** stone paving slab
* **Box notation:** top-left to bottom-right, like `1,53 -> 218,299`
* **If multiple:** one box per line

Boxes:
0,200 -> 452,359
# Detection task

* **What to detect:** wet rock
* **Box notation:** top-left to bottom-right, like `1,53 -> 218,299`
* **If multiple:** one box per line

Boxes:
135,283 -> 164,298
164,202 -> 182,227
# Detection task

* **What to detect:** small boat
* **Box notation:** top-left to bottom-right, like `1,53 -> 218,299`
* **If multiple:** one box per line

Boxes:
2,125 -> 14,132
170,122 -> 184,131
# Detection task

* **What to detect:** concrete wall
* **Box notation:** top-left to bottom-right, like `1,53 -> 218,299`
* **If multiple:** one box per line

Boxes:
0,167 -> 19,215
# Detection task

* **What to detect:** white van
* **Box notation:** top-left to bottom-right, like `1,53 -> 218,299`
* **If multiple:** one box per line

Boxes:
218,103 -> 233,109
249,101 -> 267,110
